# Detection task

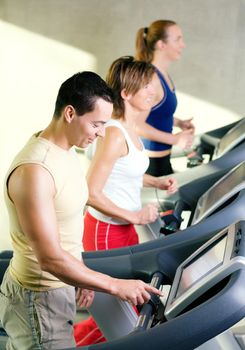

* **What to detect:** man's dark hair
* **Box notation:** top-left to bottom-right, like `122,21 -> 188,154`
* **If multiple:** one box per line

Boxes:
54,71 -> 114,117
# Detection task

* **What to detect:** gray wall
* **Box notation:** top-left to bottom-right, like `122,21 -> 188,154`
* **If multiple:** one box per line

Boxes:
1,0 -> 244,115
0,0 -> 243,250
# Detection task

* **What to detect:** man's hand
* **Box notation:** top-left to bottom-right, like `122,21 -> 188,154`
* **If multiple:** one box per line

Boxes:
111,279 -> 163,306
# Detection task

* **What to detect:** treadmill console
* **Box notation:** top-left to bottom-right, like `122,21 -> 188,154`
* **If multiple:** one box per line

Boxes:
214,118 -> 245,159
164,221 -> 245,320
191,161 -> 245,225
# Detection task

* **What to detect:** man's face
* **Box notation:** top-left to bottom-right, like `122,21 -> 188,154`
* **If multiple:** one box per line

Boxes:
71,98 -> 113,149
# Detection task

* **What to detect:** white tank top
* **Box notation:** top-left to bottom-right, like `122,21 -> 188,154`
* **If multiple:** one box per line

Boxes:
88,119 -> 149,224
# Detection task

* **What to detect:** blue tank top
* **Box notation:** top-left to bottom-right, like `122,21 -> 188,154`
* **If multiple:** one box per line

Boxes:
141,68 -> 178,152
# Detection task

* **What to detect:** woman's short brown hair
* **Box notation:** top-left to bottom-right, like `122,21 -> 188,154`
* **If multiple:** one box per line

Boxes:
106,56 -> 155,118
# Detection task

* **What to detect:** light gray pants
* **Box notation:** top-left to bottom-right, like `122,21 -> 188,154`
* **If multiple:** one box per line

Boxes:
0,270 -> 76,350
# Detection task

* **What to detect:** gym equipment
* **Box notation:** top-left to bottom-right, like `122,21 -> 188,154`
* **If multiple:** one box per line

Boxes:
0,251 -> 13,349
70,162 -> 245,349
142,118 -> 245,208
65,220 -> 245,350
192,161 -> 245,225
0,250 -> 13,284
143,161 -> 245,240
1,165 -> 245,349
1,167 -> 245,349
187,117 -> 245,168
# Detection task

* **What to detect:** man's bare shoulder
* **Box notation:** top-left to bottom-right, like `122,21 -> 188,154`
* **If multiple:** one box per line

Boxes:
8,163 -> 55,201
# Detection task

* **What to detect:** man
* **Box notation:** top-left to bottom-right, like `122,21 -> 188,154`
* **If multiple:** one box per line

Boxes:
0,72 -> 161,349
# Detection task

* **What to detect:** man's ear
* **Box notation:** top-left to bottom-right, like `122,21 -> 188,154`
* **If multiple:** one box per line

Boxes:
63,105 -> 76,123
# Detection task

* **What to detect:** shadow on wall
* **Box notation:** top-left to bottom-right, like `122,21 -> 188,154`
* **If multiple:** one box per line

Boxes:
0,20 -> 241,251
0,20 -> 96,250
1,0 -> 244,116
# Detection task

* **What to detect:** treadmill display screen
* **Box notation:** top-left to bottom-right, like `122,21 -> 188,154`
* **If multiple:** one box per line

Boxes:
215,118 -> 245,157
192,162 -> 245,223
176,234 -> 227,298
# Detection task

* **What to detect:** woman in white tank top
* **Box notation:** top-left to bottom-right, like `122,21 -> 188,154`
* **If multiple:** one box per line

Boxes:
76,56 -> 177,347
83,56 -> 177,253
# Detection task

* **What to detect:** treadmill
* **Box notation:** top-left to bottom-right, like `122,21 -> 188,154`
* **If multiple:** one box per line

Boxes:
142,117 -> 245,207
70,163 -> 245,349
1,167 -> 245,349
187,117 -> 245,167
65,220 -> 245,350
142,160 -> 245,241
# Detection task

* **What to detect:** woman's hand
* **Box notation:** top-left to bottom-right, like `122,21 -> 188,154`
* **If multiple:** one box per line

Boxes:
175,129 -> 194,149
76,288 -> 95,308
156,177 -> 178,195
133,203 -> 159,225
176,117 -> 195,131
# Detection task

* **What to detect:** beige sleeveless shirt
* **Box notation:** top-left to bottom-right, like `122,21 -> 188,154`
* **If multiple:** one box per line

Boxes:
4,134 -> 88,290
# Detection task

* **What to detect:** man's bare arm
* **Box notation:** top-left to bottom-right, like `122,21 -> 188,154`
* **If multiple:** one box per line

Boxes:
8,164 -> 162,305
